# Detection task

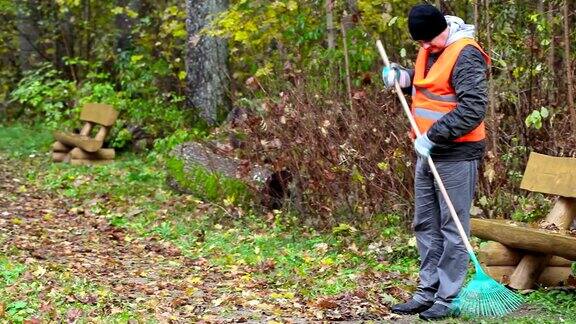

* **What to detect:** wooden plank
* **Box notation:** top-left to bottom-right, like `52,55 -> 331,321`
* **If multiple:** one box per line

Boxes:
520,152 -> 576,197
70,148 -> 115,160
471,218 -> 576,261
54,131 -> 103,152
52,141 -> 71,152
79,103 -> 118,127
479,241 -> 572,266
486,266 -> 573,287
70,159 -> 113,166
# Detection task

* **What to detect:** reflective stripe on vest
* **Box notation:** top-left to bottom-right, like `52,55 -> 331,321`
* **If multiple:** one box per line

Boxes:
415,86 -> 457,103
414,107 -> 446,120
411,38 -> 490,143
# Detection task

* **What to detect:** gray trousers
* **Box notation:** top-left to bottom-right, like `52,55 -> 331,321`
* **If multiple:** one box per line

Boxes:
411,157 -> 479,307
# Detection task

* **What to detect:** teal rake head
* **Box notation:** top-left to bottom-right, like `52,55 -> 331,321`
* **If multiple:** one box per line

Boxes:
455,255 -> 523,318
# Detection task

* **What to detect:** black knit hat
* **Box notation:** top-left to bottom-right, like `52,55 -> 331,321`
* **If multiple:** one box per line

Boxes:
408,4 -> 447,41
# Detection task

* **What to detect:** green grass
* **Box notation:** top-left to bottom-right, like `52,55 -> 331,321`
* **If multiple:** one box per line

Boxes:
0,123 -> 52,157
0,255 -> 144,323
2,123 -> 575,322
3,124 -> 418,299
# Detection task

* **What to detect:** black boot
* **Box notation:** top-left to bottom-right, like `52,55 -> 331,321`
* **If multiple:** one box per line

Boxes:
391,299 -> 432,315
418,303 -> 454,321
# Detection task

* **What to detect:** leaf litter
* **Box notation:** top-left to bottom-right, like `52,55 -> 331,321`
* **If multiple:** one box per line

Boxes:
0,155 -> 415,322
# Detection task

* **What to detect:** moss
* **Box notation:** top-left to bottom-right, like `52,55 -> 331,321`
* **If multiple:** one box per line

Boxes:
166,157 -> 252,205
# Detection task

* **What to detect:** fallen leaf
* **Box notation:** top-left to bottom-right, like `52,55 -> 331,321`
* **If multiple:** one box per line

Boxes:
67,308 -> 83,323
316,297 -> 338,309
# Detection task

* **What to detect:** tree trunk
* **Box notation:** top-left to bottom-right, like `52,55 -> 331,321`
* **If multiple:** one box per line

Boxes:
185,0 -> 230,125
563,0 -> 576,126
56,11 -> 76,81
547,1 -> 555,106
484,0 -> 498,157
16,0 -> 41,71
83,0 -> 92,62
326,0 -> 335,49
346,0 -> 358,16
115,0 -> 142,52
473,0 -> 479,32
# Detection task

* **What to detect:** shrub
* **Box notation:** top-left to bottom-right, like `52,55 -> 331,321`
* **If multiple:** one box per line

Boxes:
236,79 -> 415,226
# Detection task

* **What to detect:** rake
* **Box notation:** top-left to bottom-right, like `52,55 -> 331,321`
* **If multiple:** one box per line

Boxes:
375,40 -> 523,317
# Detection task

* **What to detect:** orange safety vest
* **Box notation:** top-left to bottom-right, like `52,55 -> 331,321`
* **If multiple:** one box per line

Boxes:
412,38 -> 490,142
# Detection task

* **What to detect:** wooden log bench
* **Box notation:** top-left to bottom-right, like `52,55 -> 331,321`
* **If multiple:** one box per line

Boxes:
478,241 -> 573,287
52,103 -> 118,165
472,152 -> 576,289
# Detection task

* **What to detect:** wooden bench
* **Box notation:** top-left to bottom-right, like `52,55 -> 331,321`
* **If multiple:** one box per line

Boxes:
52,103 -> 118,165
471,152 -> 576,289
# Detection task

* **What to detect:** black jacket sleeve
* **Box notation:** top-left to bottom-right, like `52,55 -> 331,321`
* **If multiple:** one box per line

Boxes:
426,45 -> 488,143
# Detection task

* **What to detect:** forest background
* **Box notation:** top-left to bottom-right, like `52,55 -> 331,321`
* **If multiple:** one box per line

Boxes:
0,0 -> 576,322
2,0 -> 575,223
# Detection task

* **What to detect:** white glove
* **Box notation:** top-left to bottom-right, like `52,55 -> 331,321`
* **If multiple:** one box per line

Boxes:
381,63 -> 412,88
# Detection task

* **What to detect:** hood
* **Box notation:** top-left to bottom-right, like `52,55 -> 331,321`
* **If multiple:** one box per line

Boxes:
444,15 -> 476,46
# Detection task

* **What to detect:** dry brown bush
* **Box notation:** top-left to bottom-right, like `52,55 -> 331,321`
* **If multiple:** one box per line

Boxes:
236,82 -> 417,226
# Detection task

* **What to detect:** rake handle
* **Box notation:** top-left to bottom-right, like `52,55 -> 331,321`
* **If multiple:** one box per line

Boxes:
376,40 -> 477,260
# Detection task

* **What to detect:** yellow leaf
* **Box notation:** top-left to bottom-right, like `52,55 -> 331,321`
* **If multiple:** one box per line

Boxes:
255,63 -> 273,77
178,71 -> 187,80
33,265 -> 47,278
287,0 -> 298,11
187,276 -> 203,285
126,9 -> 139,19
234,30 -> 250,42
111,6 -> 124,15
131,55 -> 144,63
247,299 -> 260,306
321,257 -> 334,266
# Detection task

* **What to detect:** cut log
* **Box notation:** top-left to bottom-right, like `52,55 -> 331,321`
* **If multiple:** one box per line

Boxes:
52,141 -> 72,152
510,254 -> 552,288
52,152 -> 69,163
54,131 -> 103,152
479,241 -> 572,266
543,197 -> 576,229
70,159 -> 113,166
471,218 -> 576,261
485,266 -> 573,287
510,196 -> 576,289
70,147 -> 115,160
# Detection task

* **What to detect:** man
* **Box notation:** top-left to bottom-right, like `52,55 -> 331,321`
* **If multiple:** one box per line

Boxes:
381,4 -> 490,321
